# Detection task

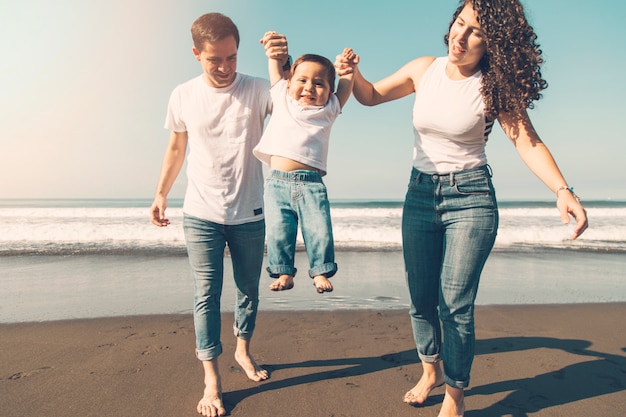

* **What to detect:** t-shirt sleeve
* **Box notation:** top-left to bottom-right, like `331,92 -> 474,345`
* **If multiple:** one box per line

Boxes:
164,86 -> 186,132
329,93 -> 342,118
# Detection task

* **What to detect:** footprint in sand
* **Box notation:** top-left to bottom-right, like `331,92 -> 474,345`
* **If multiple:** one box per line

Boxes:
8,366 -> 53,380
141,345 -> 170,355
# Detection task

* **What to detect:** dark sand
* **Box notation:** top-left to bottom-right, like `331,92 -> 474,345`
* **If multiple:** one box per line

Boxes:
2,303 -> 625,416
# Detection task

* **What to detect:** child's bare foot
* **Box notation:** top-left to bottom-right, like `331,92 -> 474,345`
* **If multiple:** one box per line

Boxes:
313,275 -> 333,293
197,392 -> 226,417
403,361 -> 444,405
234,350 -> 269,381
269,275 -> 294,291
437,386 -> 465,417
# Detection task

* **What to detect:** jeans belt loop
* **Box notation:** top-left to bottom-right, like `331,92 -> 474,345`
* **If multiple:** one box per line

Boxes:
486,164 -> 493,178
449,172 -> 455,186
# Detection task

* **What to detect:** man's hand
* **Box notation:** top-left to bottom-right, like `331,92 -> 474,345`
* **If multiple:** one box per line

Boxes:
260,31 -> 288,61
150,196 -> 170,227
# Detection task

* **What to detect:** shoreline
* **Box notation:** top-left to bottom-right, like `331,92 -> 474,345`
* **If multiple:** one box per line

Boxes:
2,250 -> 626,323
2,242 -> 625,257
2,304 -> 625,416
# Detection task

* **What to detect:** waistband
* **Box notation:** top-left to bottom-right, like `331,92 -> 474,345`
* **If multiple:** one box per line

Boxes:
412,164 -> 493,184
269,169 -> 322,182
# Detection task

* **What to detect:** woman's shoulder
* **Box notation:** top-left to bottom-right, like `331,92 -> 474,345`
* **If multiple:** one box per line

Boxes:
402,56 -> 438,78
397,56 -> 438,89
408,56 -> 437,69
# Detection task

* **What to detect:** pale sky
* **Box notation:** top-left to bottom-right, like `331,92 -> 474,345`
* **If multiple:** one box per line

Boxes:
1,0 -> 624,201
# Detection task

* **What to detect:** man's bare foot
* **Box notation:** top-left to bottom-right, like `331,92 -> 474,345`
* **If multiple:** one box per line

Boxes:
269,275 -> 294,291
403,361 -> 445,405
234,350 -> 269,381
198,360 -> 226,416
197,392 -> 226,417
437,386 -> 465,417
313,275 -> 333,293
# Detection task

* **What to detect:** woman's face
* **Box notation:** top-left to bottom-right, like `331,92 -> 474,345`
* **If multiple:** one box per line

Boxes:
447,3 -> 487,71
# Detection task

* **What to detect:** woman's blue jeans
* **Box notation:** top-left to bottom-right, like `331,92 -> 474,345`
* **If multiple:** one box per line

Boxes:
402,165 -> 498,388
183,215 -> 265,361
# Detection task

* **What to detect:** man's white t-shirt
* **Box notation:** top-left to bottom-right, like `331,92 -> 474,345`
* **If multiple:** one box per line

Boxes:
165,73 -> 272,225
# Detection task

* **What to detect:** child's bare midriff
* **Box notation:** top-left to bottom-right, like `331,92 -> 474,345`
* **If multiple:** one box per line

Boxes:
270,155 -> 319,172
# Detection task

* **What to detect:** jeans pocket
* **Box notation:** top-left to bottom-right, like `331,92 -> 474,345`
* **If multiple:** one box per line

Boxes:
407,170 -> 421,191
453,176 -> 491,195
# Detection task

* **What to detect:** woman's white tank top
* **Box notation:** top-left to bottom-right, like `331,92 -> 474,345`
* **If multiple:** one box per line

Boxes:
412,57 -> 494,174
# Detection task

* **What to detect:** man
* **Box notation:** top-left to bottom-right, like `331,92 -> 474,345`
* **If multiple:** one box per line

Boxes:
150,13 -> 287,417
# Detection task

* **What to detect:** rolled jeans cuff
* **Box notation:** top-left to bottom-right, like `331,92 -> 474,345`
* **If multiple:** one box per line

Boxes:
309,262 -> 338,278
196,343 -> 222,361
418,352 -> 441,363
444,375 -> 470,389
233,323 -> 253,340
266,265 -> 297,278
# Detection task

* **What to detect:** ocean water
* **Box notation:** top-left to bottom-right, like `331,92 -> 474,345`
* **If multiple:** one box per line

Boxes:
1,199 -> 625,322
1,198 -> 624,255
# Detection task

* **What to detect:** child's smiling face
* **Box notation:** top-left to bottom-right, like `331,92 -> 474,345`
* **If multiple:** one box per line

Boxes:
288,61 -> 332,107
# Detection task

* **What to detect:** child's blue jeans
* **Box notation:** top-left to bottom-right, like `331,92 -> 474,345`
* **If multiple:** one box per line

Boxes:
264,169 -> 337,279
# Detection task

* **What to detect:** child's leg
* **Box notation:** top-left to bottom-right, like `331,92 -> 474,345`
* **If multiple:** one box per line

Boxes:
297,176 -> 337,293
264,173 -> 298,291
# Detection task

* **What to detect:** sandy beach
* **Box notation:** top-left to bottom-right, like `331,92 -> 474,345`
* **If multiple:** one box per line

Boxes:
2,303 -> 625,417
2,219 -> 625,416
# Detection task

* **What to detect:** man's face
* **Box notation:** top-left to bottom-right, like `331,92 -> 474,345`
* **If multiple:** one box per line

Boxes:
193,36 -> 238,88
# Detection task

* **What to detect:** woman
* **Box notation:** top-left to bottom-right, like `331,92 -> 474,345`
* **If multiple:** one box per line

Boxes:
337,1 -> 588,416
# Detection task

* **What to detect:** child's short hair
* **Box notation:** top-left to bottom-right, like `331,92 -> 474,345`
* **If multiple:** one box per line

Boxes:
291,54 -> 336,93
191,13 -> 240,51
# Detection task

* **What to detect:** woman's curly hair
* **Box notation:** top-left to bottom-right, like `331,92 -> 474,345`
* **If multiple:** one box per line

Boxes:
444,0 -> 548,120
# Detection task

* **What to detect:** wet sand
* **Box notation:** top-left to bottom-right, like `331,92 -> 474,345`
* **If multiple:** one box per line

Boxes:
2,303 -> 625,416
2,249 -> 625,322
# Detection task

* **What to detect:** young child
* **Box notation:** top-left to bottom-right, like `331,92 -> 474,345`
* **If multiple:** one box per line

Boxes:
256,32 -> 357,294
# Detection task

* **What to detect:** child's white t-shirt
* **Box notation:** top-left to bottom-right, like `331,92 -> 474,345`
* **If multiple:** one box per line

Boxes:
253,79 -> 341,176
165,73 -> 272,225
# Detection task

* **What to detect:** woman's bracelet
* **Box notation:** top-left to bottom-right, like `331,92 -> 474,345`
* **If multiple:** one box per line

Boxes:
555,185 -> 580,201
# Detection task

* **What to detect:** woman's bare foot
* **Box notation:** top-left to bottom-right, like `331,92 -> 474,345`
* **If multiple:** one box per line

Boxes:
313,275 -> 333,293
234,350 -> 269,381
269,275 -> 294,291
198,360 -> 226,417
403,360 -> 445,405
438,386 -> 465,417
234,337 -> 269,382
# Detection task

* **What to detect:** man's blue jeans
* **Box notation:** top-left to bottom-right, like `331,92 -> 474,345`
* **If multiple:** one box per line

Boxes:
402,165 -> 498,388
183,215 -> 265,361
264,169 -> 337,279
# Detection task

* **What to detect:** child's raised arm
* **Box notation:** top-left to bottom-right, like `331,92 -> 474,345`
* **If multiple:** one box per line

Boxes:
335,48 -> 359,108
260,31 -> 289,86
